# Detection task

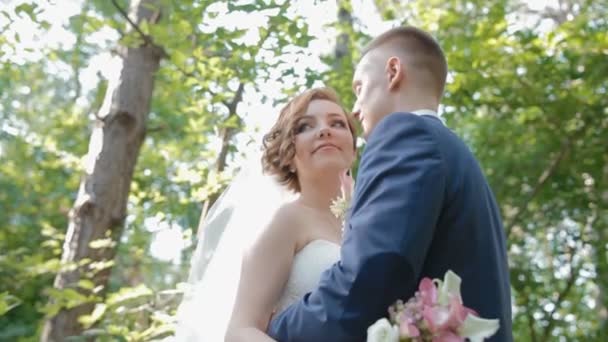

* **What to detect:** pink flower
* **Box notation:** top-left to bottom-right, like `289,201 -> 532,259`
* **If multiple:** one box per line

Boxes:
400,322 -> 420,338
418,277 -> 438,306
399,309 -> 416,325
432,331 -> 464,342
373,271 -> 500,342
398,309 -> 420,338
422,295 -> 470,333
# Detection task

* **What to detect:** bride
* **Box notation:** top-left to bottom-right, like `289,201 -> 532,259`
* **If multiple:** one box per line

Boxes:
173,87 -> 357,341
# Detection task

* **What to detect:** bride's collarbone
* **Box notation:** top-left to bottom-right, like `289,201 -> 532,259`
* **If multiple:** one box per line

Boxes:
279,202 -> 341,252
295,215 -> 341,252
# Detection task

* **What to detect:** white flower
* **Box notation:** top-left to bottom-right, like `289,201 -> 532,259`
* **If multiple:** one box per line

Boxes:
330,196 -> 349,222
366,318 -> 399,342
436,269 -> 463,306
459,315 -> 500,342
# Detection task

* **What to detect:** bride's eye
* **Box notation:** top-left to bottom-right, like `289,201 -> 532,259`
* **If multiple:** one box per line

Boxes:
331,120 -> 347,128
295,122 -> 311,133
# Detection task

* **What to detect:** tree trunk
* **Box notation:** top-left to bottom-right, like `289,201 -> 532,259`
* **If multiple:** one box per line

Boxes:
334,0 -> 353,62
41,1 -> 163,340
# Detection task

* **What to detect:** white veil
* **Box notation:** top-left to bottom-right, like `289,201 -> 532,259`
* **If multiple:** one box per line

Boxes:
172,152 -> 296,341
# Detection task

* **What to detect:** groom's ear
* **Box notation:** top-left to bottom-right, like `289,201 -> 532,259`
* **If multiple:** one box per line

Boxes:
385,56 -> 404,91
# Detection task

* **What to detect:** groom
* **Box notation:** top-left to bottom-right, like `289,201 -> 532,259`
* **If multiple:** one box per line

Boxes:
268,26 -> 513,341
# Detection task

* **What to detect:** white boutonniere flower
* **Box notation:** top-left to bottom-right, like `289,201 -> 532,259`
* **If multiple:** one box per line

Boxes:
330,170 -> 354,229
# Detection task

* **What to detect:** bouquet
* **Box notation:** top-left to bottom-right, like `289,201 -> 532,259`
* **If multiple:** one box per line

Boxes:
367,270 -> 500,342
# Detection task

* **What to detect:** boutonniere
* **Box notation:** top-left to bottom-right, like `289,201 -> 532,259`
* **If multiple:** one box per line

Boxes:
330,170 -> 354,230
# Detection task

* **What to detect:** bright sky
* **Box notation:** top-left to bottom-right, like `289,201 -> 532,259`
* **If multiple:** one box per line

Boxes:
2,0 -> 559,263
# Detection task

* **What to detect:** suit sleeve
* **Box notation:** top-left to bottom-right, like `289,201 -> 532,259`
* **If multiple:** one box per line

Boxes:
268,113 -> 447,341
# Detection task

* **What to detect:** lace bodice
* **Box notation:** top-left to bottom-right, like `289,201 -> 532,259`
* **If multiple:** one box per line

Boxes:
274,239 -> 341,314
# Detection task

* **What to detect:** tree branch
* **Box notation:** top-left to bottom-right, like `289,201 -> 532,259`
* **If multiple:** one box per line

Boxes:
505,105 -> 595,239
171,13 -> 274,88
206,88 -> 230,108
227,82 -> 245,114
111,0 -> 154,46
111,0 -> 167,59
197,82 -> 246,224
538,214 -> 595,340
505,138 -> 571,238
193,7 -> 282,225
146,124 -> 166,133
540,258 -> 582,341
524,292 -> 539,342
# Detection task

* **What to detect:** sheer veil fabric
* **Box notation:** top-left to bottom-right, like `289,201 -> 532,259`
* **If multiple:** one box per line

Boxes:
172,153 -> 296,341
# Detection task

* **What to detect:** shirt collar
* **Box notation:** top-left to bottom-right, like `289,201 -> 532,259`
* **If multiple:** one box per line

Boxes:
412,109 -> 438,116
411,109 -> 445,125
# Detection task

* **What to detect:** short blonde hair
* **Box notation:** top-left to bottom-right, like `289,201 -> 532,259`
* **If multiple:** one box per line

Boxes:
261,87 -> 356,192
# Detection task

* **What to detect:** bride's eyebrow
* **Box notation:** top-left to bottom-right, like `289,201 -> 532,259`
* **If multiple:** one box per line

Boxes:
297,112 -> 343,123
295,116 -> 314,125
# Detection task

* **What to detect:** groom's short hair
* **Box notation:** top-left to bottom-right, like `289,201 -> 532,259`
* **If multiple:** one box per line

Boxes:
362,26 -> 448,99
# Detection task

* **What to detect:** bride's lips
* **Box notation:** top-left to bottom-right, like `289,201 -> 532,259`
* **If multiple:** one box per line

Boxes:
313,143 -> 340,153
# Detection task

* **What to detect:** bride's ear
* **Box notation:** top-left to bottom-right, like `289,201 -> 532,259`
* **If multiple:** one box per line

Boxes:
386,56 -> 404,91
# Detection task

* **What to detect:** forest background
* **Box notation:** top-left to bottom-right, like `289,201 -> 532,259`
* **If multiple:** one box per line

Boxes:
0,0 -> 606,341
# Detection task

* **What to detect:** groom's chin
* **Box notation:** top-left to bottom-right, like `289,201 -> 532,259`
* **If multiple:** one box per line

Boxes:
360,127 -> 371,140
360,120 -> 375,139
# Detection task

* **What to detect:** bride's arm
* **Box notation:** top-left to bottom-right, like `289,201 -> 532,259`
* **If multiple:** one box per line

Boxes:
224,206 -> 298,342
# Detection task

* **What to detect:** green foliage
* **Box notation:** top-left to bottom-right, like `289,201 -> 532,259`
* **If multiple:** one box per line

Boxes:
0,293 -> 21,316
1,0 -> 606,340
1,0 -> 320,340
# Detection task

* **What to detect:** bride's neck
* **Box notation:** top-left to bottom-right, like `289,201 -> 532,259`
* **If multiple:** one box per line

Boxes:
297,172 -> 341,211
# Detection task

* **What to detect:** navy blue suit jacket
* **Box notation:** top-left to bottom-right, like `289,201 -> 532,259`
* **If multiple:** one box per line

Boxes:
268,112 -> 512,341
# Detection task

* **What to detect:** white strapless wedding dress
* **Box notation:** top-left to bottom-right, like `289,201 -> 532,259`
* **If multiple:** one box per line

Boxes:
172,239 -> 340,341
274,239 -> 341,314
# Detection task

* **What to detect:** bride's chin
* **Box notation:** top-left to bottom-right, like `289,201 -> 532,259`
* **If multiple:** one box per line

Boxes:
312,163 -> 348,177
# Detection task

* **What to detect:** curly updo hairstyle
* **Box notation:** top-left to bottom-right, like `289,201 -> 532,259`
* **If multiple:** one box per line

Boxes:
261,87 -> 357,193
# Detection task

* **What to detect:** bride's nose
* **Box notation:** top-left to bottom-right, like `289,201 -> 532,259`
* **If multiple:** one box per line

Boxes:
317,126 -> 331,138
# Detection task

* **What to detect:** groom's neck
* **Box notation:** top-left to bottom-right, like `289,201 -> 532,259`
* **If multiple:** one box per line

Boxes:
392,90 -> 439,114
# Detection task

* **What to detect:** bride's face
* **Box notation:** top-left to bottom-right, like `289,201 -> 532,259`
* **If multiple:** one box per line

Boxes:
292,99 -> 355,177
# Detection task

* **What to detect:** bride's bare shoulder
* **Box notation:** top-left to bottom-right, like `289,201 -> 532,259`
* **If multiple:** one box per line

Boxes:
258,201 -> 306,248
270,201 -> 306,229
275,200 -> 304,218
